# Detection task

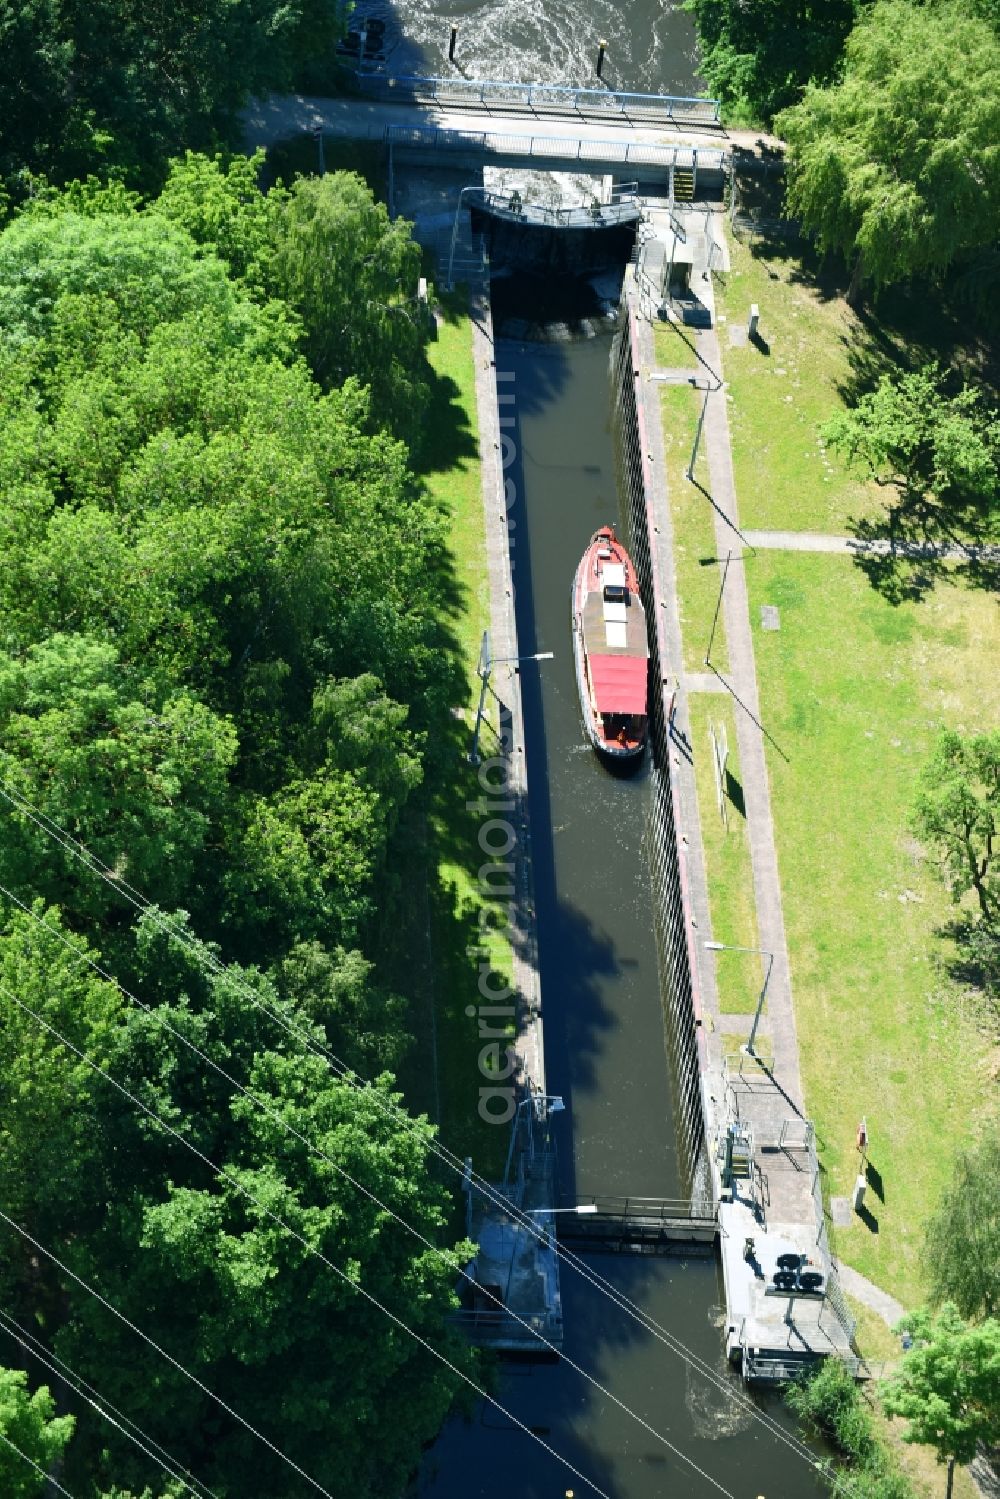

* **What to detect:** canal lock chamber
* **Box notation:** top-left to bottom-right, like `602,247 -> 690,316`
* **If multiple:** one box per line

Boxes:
417,260 -> 831,1499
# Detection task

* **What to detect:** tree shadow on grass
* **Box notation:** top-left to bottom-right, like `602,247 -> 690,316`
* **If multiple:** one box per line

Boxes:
416,326 -> 482,481
845,505 -> 1000,605
933,917 -> 1000,1035
837,281 -> 1000,412
737,218 -> 852,305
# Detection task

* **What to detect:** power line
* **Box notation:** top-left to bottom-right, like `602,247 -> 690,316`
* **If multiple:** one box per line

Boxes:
0,779 -> 828,1479
0,885 -> 737,1497
0,979 -> 614,1499
0,1308 -> 218,1499
0,1424 -> 78,1498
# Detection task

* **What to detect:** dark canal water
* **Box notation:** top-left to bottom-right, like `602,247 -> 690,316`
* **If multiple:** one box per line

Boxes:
417,289 -> 828,1499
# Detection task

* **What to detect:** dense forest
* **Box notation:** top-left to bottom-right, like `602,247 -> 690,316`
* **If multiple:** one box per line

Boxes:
0,75 -> 481,1499
0,0 -> 347,199
686,0 -> 1000,124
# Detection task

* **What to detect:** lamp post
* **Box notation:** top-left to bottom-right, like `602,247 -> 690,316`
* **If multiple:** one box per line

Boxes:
469,630 -> 553,766
704,940 -> 774,1059
502,1094 -> 564,1193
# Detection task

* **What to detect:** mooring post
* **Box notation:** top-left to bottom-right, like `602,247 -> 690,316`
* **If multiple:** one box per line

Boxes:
596,39 -> 607,78
449,24 -> 458,62
312,124 -> 325,177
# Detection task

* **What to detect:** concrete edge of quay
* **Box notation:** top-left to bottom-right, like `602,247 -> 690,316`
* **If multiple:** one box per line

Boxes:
469,283 -> 546,1099
627,274 -> 723,1161
462,277 -> 565,1355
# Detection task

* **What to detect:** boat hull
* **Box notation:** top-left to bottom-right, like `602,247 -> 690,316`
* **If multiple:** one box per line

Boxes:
571,526 -> 650,761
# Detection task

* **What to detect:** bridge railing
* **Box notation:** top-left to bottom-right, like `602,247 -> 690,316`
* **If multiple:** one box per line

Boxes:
561,1194 -> 718,1222
384,123 -> 725,173
470,185 -> 641,229
450,1307 -> 563,1343
358,72 -> 722,125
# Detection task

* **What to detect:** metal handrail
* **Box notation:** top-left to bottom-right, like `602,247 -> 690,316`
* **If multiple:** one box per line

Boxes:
358,72 -> 722,122
384,123 -> 726,172
468,187 -> 641,228
561,1194 -> 718,1221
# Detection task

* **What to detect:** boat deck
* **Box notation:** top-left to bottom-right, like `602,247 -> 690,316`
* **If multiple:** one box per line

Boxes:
580,590 -> 649,657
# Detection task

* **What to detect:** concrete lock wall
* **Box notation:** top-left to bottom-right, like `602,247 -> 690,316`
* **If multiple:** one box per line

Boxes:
611,303 -> 708,1188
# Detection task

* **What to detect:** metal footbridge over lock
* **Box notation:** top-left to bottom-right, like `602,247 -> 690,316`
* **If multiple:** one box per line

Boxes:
554,1195 -> 719,1255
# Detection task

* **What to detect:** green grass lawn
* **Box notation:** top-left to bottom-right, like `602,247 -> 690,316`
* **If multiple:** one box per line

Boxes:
749,551 -> 1000,1306
422,292 -> 492,697
658,376 -> 731,675
714,236 -> 877,533
687,694 -> 761,1016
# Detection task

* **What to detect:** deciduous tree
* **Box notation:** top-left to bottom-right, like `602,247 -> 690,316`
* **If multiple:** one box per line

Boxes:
0,634 -> 237,925
777,1 -> 1000,297
0,1368 -> 74,1499
925,1125 -> 1000,1322
883,1305 -> 1000,1497
0,0 -> 347,197
684,0 -> 858,122
823,364 -> 999,550
912,729 -> 1000,927
270,173 -> 431,449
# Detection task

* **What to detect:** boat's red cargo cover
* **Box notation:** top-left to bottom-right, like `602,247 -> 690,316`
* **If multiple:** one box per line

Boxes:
589,654 -> 647,714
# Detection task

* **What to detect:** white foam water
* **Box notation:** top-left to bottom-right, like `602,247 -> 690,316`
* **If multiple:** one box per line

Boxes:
353,0 -> 702,96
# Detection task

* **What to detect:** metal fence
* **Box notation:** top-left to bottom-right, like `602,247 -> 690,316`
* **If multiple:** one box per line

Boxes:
566,1194 -> 718,1222
384,122 -> 725,172
358,72 -> 721,125
469,184 -> 641,228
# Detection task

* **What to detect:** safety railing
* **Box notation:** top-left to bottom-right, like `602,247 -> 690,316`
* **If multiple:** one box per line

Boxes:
450,1307 -> 562,1338
469,185 -> 641,229
358,72 -> 721,124
384,123 -> 725,172
563,1194 -> 718,1223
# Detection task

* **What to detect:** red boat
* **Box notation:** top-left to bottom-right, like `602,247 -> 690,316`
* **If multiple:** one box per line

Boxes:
571,526 -> 650,759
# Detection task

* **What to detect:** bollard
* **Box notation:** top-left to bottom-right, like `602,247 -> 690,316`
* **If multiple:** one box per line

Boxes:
449,24 -> 458,62
748,303 -> 760,339
311,124 -> 325,177
852,1174 -> 867,1212
596,39 -> 607,78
